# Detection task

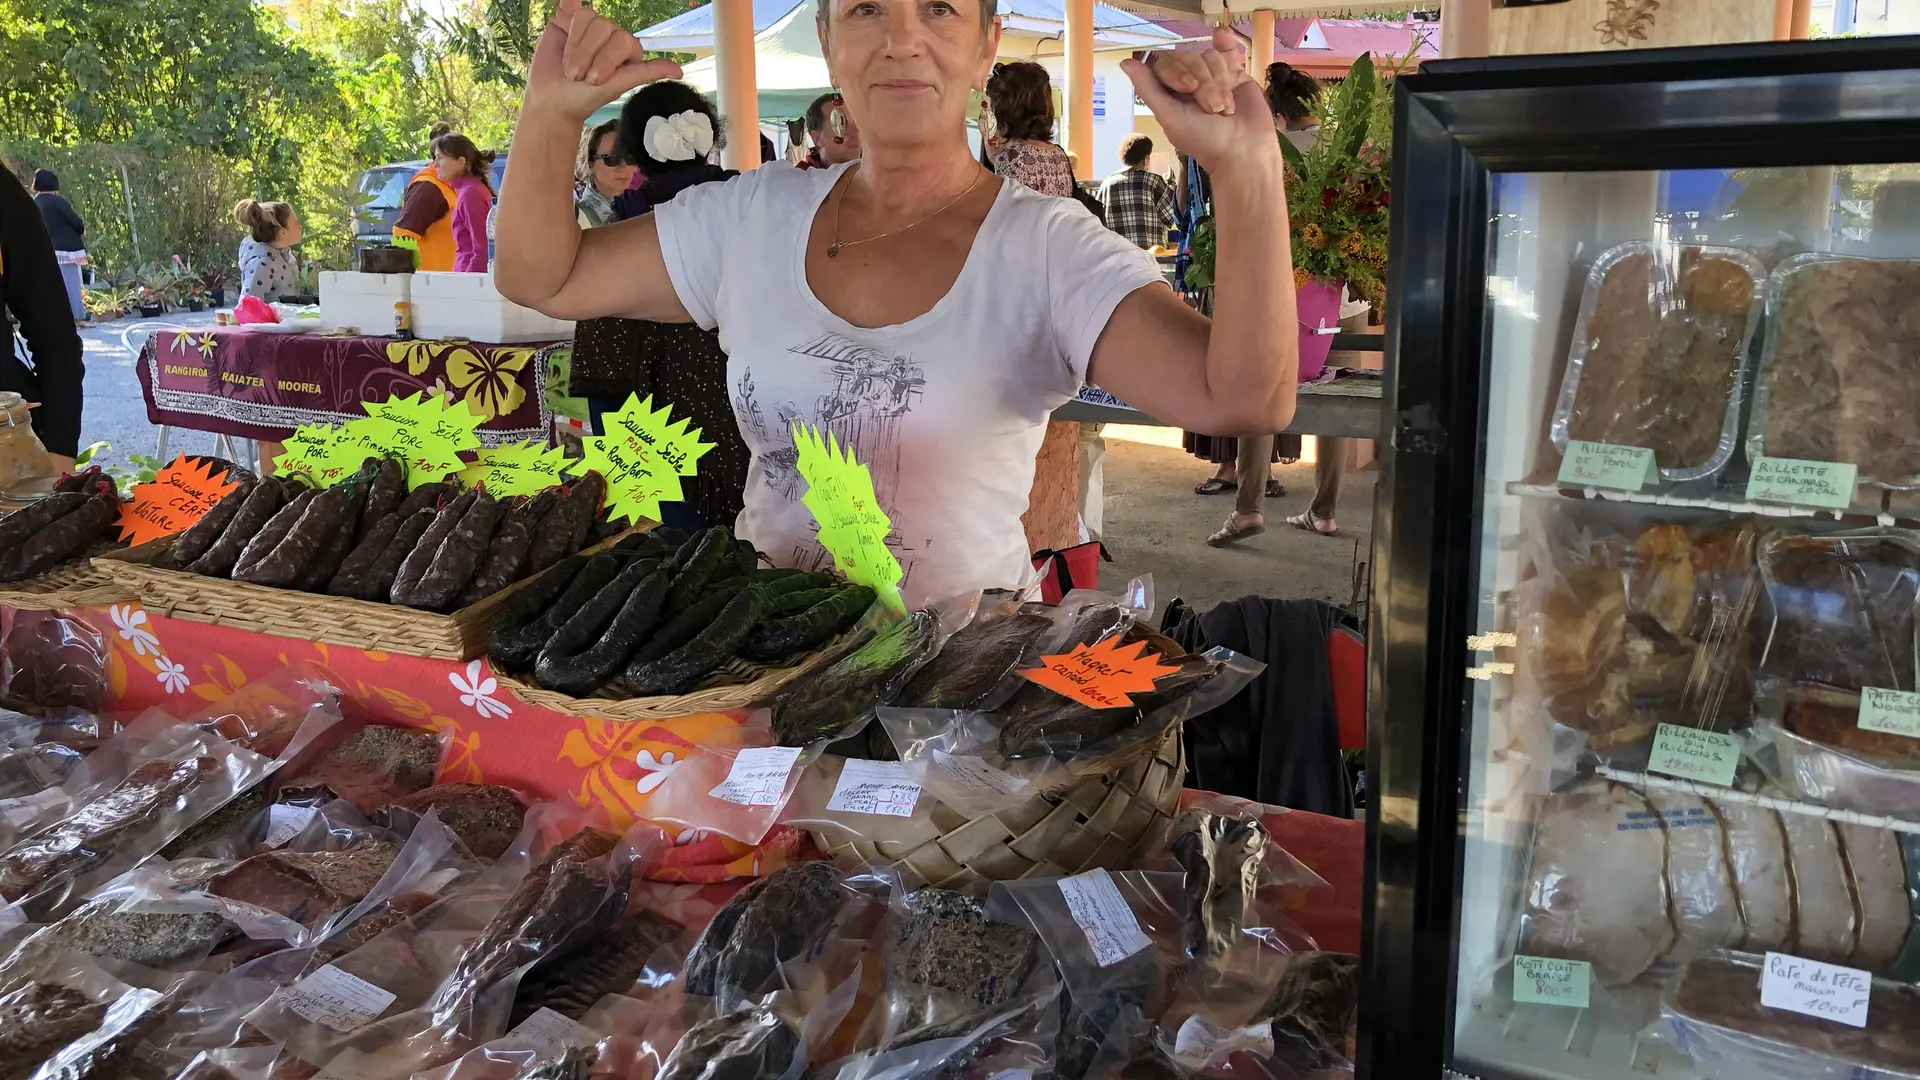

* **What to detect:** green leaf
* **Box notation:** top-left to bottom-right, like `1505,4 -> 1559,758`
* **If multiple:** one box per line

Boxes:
1278,131 -> 1306,173
74,441 -> 110,467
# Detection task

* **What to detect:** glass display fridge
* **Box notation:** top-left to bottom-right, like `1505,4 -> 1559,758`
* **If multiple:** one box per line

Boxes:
1361,36 -> 1920,1080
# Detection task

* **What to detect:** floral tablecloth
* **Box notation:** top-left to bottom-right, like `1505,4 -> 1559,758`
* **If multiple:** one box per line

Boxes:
137,330 -> 552,444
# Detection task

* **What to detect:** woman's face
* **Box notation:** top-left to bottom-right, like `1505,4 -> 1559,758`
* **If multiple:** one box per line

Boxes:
274,212 -> 303,249
434,151 -> 468,182
589,131 -> 636,197
819,0 -> 998,156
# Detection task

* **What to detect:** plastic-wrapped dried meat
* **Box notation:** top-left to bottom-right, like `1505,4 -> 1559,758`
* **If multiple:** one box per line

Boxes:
1754,255 -> 1920,488
897,610 -> 1053,712
885,889 -> 1040,1033
42,862 -> 237,969
1517,779 -> 1672,986
0,756 -> 217,905
207,841 -> 400,929
1263,951 -> 1359,1070
0,746 -> 77,804
683,862 -> 845,1003
1554,243 -> 1761,479
508,908 -> 681,1025
1169,810 -> 1266,966
1755,531 -> 1920,695
29,984 -> 181,1080
281,726 -> 441,813
375,785 -> 526,862
0,983 -> 102,1080
658,1009 -> 797,1080
773,612 -> 939,748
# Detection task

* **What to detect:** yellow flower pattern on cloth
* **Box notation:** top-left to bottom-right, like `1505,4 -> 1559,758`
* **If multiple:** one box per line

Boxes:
445,346 -> 533,419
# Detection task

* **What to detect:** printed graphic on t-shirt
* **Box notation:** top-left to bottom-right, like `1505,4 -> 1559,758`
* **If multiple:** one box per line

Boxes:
733,331 -> 926,582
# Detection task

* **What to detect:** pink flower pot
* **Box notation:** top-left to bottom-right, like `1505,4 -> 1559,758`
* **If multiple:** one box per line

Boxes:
1296,279 -> 1343,382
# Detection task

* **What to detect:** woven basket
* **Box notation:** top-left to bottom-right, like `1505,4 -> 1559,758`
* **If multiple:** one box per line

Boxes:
811,727 -> 1186,890
92,535 -> 606,662
0,554 -> 135,610
494,625 -> 865,721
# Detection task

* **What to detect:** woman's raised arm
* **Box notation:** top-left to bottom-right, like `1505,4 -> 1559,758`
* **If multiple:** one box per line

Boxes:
1085,28 -> 1299,438
494,0 -> 690,323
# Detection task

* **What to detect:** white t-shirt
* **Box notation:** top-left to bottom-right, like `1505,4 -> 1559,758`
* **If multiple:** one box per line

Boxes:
655,161 -> 1163,607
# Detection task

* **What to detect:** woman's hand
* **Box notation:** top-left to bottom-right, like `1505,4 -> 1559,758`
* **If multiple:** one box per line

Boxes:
525,0 -> 683,123
1120,27 -> 1280,180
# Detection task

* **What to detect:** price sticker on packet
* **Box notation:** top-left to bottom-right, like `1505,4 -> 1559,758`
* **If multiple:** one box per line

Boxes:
709,745 -> 805,807
280,965 -> 397,1033
826,759 -> 921,818
1059,868 -> 1152,967
581,393 -> 712,524
1557,441 -> 1657,491
116,455 -> 241,545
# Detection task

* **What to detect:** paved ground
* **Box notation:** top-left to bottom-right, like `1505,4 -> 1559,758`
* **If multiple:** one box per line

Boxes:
71,320 -> 1376,613
1097,425 -> 1376,619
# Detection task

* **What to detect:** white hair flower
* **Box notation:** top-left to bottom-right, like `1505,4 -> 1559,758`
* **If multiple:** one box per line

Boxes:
643,110 -> 715,162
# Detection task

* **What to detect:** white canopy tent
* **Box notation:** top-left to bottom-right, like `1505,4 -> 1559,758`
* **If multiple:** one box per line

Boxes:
680,0 -> 833,120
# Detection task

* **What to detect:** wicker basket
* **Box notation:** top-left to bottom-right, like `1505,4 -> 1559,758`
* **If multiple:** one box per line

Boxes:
810,727 -> 1186,890
0,556 -> 134,610
92,535 -> 604,662
494,625 -> 864,721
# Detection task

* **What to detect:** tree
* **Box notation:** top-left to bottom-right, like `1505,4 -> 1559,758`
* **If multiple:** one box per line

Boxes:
447,0 -> 696,89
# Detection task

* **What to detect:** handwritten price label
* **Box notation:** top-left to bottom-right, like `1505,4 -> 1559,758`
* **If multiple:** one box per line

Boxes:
825,759 -> 920,817
1647,723 -> 1741,787
1746,456 -> 1858,510
1761,952 -> 1871,1028
117,455 -> 240,545
792,422 -> 903,609
581,394 -> 710,525
1858,686 -> 1920,740
1557,440 -> 1658,491
354,392 -> 484,490
1513,955 -> 1590,1008
460,441 -> 577,497
1022,636 -> 1182,709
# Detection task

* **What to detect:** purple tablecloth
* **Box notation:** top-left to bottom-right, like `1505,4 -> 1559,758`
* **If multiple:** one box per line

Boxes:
138,329 -> 552,443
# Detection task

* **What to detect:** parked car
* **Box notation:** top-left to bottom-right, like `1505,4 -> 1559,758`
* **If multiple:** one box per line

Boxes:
354,156 -> 510,254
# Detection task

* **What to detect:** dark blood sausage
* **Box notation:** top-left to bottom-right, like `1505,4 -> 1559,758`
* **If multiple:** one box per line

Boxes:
755,571 -> 836,601
169,480 -> 253,567
52,465 -> 104,494
0,492 -> 87,554
509,489 -> 560,532
623,582 -> 745,680
563,472 -> 606,554
394,480 -> 452,520
490,550 -> 630,672
229,487 -> 318,581
664,528 -> 729,616
6,497 -> 117,581
764,586 -> 841,620
739,585 -> 876,663
329,506 -> 413,598
533,558 -> 659,687
455,517 -> 535,609
722,538 -> 758,579
357,458 -> 407,544
625,585 -> 768,697
345,508 -> 434,602
297,480 -> 370,592
409,493 -> 502,612
186,477 -> 284,577
236,487 -> 348,588
390,491 -> 476,606
525,477 -> 592,574
534,565 -> 671,696
487,554 -> 588,670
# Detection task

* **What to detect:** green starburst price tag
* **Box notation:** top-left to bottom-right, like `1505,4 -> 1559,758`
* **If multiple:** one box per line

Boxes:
792,422 -> 903,611
460,441 -> 577,497
346,392 -> 485,489
273,423 -> 341,485
580,394 -> 712,525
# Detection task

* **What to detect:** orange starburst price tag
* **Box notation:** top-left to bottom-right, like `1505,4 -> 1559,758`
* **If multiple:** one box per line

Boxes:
117,455 -> 241,546
1021,637 -> 1182,709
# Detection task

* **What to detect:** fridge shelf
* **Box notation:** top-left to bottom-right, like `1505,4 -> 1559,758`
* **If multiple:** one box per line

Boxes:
1456,985 -> 1694,1080
1592,765 -> 1920,833
1505,482 -> 1916,527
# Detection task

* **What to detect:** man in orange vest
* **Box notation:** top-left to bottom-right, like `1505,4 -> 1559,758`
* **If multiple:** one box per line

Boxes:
392,127 -> 460,271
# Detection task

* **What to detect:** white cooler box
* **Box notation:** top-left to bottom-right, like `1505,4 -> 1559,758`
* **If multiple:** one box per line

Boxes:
411,272 -> 573,343
319,271 -> 411,335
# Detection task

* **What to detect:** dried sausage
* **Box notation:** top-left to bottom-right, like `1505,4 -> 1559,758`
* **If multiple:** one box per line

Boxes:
739,585 -> 876,664
394,481 -> 452,519
563,472 -> 606,554
0,493 -> 87,552
408,493 -> 502,612
169,480 -> 253,567
389,491 -> 475,606
52,465 -> 103,494
341,508 -> 434,602
533,565 -> 671,696
533,558 -> 660,684
664,528 -> 729,615
329,507 -> 414,599
6,497 -> 117,581
187,478 -> 284,577
623,581 -> 745,678
525,475 -> 598,573
230,488 -> 318,581
625,585 -> 767,696
236,487 -> 347,588
487,553 -> 588,669
297,480 -> 370,592
509,489 -> 560,532
455,517 -> 535,608
356,458 -> 407,544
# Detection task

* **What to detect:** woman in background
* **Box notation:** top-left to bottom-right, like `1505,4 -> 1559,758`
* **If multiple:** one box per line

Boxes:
575,119 -> 635,228
570,80 -> 749,532
234,199 -> 302,301
431,133 -> 496,273
1,166 -> 84,469
29,171 -> 86,324
985,62 -> 1075,198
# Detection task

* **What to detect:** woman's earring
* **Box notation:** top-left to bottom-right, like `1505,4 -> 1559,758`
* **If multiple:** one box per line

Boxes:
828,107 -> 848,139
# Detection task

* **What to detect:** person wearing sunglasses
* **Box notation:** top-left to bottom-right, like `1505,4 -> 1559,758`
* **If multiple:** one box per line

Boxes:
575,120 -> 637,228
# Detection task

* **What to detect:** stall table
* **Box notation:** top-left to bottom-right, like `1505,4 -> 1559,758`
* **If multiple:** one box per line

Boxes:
1054,356 -> 1386,439
137,328 -> 553,444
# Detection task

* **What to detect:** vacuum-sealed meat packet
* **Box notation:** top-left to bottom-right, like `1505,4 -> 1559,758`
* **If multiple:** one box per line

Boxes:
0,948 -> 167,1080
373,786 -> 528,863
1752,530 -> 1920,695
1662,952 -> 1920,1079
277,726 -> 445,814
3,611 -> 108,714
680,862 -> 891,1011
1515,778 -> 1672,987
643,729 -> 817,847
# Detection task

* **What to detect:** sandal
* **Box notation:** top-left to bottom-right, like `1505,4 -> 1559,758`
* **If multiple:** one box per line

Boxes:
1265,479 -> 1285,498
1286,511 -> 1339,537
1194,477 -> 1238,496
1207,512 -> 1266,547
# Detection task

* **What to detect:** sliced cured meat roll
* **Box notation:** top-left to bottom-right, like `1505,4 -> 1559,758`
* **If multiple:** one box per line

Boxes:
1645,788 -> 1742,963
1837,821 -> 1913,972
1522,779 -> 1673,986
1779,811 -> 1858,963
1715,802 -> 1793,953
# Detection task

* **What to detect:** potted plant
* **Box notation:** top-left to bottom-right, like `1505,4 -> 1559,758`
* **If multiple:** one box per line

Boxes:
82,286 -> 132,322
134,265 -> 171,317
199,266 -> 234,308
1187,53 -> 1394,380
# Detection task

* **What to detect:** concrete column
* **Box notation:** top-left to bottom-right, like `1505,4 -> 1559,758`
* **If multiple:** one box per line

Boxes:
1065,0 -> 1094,181
713,0 -> 761,172
1250,9 -> 1275,76
1439,0 -> 1489,57
1774,0 -> 1795,38
1789,0 -> 1813,37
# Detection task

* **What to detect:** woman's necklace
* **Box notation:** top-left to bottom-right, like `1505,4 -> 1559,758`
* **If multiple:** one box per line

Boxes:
826,165 -> 985,259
